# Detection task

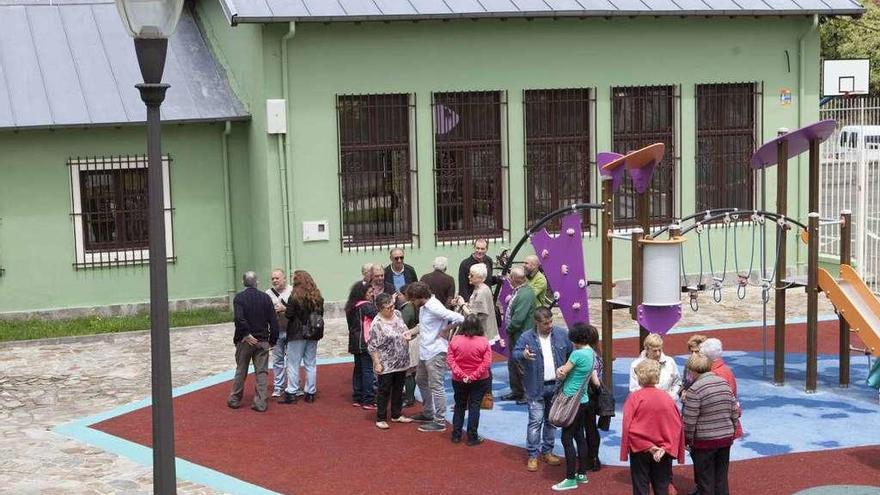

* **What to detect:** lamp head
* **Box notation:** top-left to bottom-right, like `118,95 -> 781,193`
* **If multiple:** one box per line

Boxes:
115,0 -> 184,39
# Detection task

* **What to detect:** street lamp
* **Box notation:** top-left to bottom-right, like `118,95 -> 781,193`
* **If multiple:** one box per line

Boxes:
114,0 -> 184,493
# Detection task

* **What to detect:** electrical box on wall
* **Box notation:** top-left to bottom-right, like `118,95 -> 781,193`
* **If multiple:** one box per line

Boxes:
266,99 -> 287,134
302,220 -> 330,242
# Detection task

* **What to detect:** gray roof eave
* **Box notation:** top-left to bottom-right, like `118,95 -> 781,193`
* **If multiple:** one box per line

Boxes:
228,9 -> 865,24
0,114 -> 251,134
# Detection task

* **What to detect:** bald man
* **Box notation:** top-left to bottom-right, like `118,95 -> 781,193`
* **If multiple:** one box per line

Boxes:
524,255 -> 550,309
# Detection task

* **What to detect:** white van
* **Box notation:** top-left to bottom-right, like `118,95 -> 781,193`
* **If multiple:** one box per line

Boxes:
837,125 -> 880,160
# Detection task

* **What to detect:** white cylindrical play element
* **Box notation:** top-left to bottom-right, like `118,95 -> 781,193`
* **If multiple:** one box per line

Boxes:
641,238 -> 685,306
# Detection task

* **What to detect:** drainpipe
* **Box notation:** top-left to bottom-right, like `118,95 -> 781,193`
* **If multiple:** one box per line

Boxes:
221,121 -> 236,308
278,22 -> 296,274
796,14 -> 819,267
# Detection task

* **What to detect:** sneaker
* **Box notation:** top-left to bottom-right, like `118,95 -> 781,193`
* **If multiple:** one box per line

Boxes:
391,416 -> 413,423
526,458 -> 539,472
551,478 -> 579,491
227,401 -> 241,409
361,404 -> 377,410
271,390 -> 282,398
409,412 -> 434,423
466,436 -> 484,447
418,422 -> 447,433
304,393 -> 316,403
541,453 -> 562,466
282,392 -> 298,404
451,434 -> 462,444
576,474 -> 589,484
352,402 -> 361,407
375,421 -> 390,430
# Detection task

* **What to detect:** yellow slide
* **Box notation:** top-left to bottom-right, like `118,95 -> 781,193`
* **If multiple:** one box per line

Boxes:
817,264 -> 880,357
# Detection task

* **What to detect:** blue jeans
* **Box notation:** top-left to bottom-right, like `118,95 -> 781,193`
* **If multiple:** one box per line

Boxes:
271,331 -> 288,393
352,352 -> 376,404
526,382 -> 558,459
285,339 -> 318,395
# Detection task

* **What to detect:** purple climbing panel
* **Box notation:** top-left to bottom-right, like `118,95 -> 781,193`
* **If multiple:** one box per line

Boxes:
493,279 -> 514,357
597,151 -> 625,193
530,213 -> 590,329
636,304 -> 682,335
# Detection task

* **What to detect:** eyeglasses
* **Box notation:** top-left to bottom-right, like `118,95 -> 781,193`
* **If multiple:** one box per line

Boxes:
393,256 -> 404,261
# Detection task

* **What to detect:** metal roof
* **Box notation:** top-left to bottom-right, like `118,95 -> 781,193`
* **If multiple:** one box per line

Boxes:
0,0 -> 248,131
219,0 -> 864,24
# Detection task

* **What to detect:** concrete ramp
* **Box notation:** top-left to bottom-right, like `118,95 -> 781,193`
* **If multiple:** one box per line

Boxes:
817,264 -> 880,357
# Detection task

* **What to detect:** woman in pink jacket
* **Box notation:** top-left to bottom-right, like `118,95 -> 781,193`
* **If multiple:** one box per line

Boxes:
447,314 -> 493,446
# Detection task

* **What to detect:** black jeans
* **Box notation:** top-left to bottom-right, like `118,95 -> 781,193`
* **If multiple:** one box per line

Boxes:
561,403 -> 589,478
691,446 -> 731,495
629,451 -> 672,495
584,398 -> 601,465
376,370 -> 406,422
451,377 -> 491,440
506,333 -> 525,398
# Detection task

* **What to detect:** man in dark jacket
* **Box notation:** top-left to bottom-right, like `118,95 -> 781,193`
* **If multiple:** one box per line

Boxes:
420,256 -> 456,308
384,247 -> 418,292
513,307 -> 572,471
228,271 -> 279,412
503,266 -> 535,403
458,238 -> 497,301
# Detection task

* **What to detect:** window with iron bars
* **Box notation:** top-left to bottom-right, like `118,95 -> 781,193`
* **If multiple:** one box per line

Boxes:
695,83 -> 758,213
68,155 -> 174,268
524,88 -> 595,232
433,91 -> 506,242
611,85 -> 677,228
337,94 -> 416,249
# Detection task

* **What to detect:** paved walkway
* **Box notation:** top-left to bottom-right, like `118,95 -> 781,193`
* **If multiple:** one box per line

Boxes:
0,287 -> 834,494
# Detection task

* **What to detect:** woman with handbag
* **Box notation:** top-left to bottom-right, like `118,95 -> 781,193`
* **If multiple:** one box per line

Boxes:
551,324 -> 595,491
446,314 -> 493,445
281,270 -> 324,404
346,282 -> 378,410
367,293 -> 415,430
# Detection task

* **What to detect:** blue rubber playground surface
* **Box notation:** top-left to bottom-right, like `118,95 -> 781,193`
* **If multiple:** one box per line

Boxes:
442,352 -> 880,467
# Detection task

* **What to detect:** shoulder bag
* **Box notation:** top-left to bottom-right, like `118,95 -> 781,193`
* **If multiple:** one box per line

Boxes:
548,372 -> 590,428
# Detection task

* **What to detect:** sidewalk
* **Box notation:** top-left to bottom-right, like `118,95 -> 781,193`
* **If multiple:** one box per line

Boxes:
0,287 -> 833,494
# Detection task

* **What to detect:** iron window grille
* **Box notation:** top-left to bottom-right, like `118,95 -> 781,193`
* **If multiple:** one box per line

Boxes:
524,88 -> 596,233
695,82 -> 760,213
68,155 -> 174,268
611,85 -> 679,229
337,93 -> 417,250
433,90 -> 507,243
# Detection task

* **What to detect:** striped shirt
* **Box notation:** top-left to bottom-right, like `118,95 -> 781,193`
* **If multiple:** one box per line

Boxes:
682,372 -> 739,449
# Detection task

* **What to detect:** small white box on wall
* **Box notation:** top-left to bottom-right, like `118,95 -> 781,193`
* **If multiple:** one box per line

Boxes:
302,220 -> 330,242
266,99 -> 287,134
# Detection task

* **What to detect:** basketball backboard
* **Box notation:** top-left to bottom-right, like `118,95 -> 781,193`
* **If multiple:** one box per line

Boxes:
823,59 -> 870,96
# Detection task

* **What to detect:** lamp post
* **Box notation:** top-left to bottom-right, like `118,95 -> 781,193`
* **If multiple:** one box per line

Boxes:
114,1 -> 184,493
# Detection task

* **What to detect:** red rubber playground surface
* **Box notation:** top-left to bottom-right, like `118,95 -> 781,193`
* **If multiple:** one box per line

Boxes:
94,321 -> 880,494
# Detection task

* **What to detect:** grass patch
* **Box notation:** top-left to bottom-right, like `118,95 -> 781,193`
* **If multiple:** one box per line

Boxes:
0,307 -> 233,343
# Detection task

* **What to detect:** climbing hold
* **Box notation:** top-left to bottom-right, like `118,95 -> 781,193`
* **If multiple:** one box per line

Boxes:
561,264 -> 569,275
541,249 -> 550,259
578,279 -> 586,289
572,302 -> 581,310
553,291 -> 561,300
566,227 -> 576,236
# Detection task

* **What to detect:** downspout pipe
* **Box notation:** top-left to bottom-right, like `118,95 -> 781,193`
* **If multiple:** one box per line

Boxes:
796,14 -> 819,267
221,121 -> 236,308
279,22 -> 296,274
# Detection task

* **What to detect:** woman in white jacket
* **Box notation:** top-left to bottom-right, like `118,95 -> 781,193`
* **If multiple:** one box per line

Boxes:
628,333 -> 682,402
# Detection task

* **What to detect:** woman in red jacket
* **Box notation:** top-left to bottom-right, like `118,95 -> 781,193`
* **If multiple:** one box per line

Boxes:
447,314 -> 493,446
621,359 -> 685,495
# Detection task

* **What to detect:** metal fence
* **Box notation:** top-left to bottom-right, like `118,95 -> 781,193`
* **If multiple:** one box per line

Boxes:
819,96 -> 880,294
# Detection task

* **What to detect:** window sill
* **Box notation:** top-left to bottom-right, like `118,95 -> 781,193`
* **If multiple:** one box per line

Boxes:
73,256 -> 177,270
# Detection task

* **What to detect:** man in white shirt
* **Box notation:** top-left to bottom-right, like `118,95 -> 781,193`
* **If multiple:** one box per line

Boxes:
404,282 -> 464,432
629,333 -> 682,402
266,268 -> 292,398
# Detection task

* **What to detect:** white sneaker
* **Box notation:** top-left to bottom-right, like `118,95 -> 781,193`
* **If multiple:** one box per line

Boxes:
375,421 -> 390,430
391,416 -> 413,423
271,390 -> 282,397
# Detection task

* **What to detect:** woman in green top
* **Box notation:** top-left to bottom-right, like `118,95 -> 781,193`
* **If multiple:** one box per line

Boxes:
552,323 -> 596,491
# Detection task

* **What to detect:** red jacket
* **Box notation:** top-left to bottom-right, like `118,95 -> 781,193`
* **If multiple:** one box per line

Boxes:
620,386 -> 685,463
447,335 -> 492,382
712,358 -> 743,439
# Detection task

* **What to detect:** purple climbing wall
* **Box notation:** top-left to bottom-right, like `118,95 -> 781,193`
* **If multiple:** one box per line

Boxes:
530,213 -> 591,329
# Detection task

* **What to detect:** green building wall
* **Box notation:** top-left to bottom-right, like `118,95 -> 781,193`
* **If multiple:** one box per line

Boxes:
0,123 -> 251,314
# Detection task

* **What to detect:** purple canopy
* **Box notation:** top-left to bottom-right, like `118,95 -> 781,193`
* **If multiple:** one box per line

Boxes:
750,119 -> 837,169
597,152 -> 625,193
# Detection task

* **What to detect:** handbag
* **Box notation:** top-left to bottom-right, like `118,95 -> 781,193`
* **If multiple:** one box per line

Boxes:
302,311 -> 324,340
548,374 -> 591,428
480,391 -> 494,410
593,384 -> 615,431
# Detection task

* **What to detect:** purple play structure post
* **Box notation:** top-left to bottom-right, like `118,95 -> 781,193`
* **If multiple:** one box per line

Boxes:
530,213 -> 591,329
636,304 -> 682,335
493,279 -> 514,356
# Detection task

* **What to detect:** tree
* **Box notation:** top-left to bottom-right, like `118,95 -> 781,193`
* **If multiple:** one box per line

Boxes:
821,0 -> 880,95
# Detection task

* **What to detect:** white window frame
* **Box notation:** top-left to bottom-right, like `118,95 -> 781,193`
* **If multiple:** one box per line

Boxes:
68,155 -> 173,267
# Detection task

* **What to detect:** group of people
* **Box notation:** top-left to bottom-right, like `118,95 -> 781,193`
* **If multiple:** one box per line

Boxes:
225,239 -> 741,495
